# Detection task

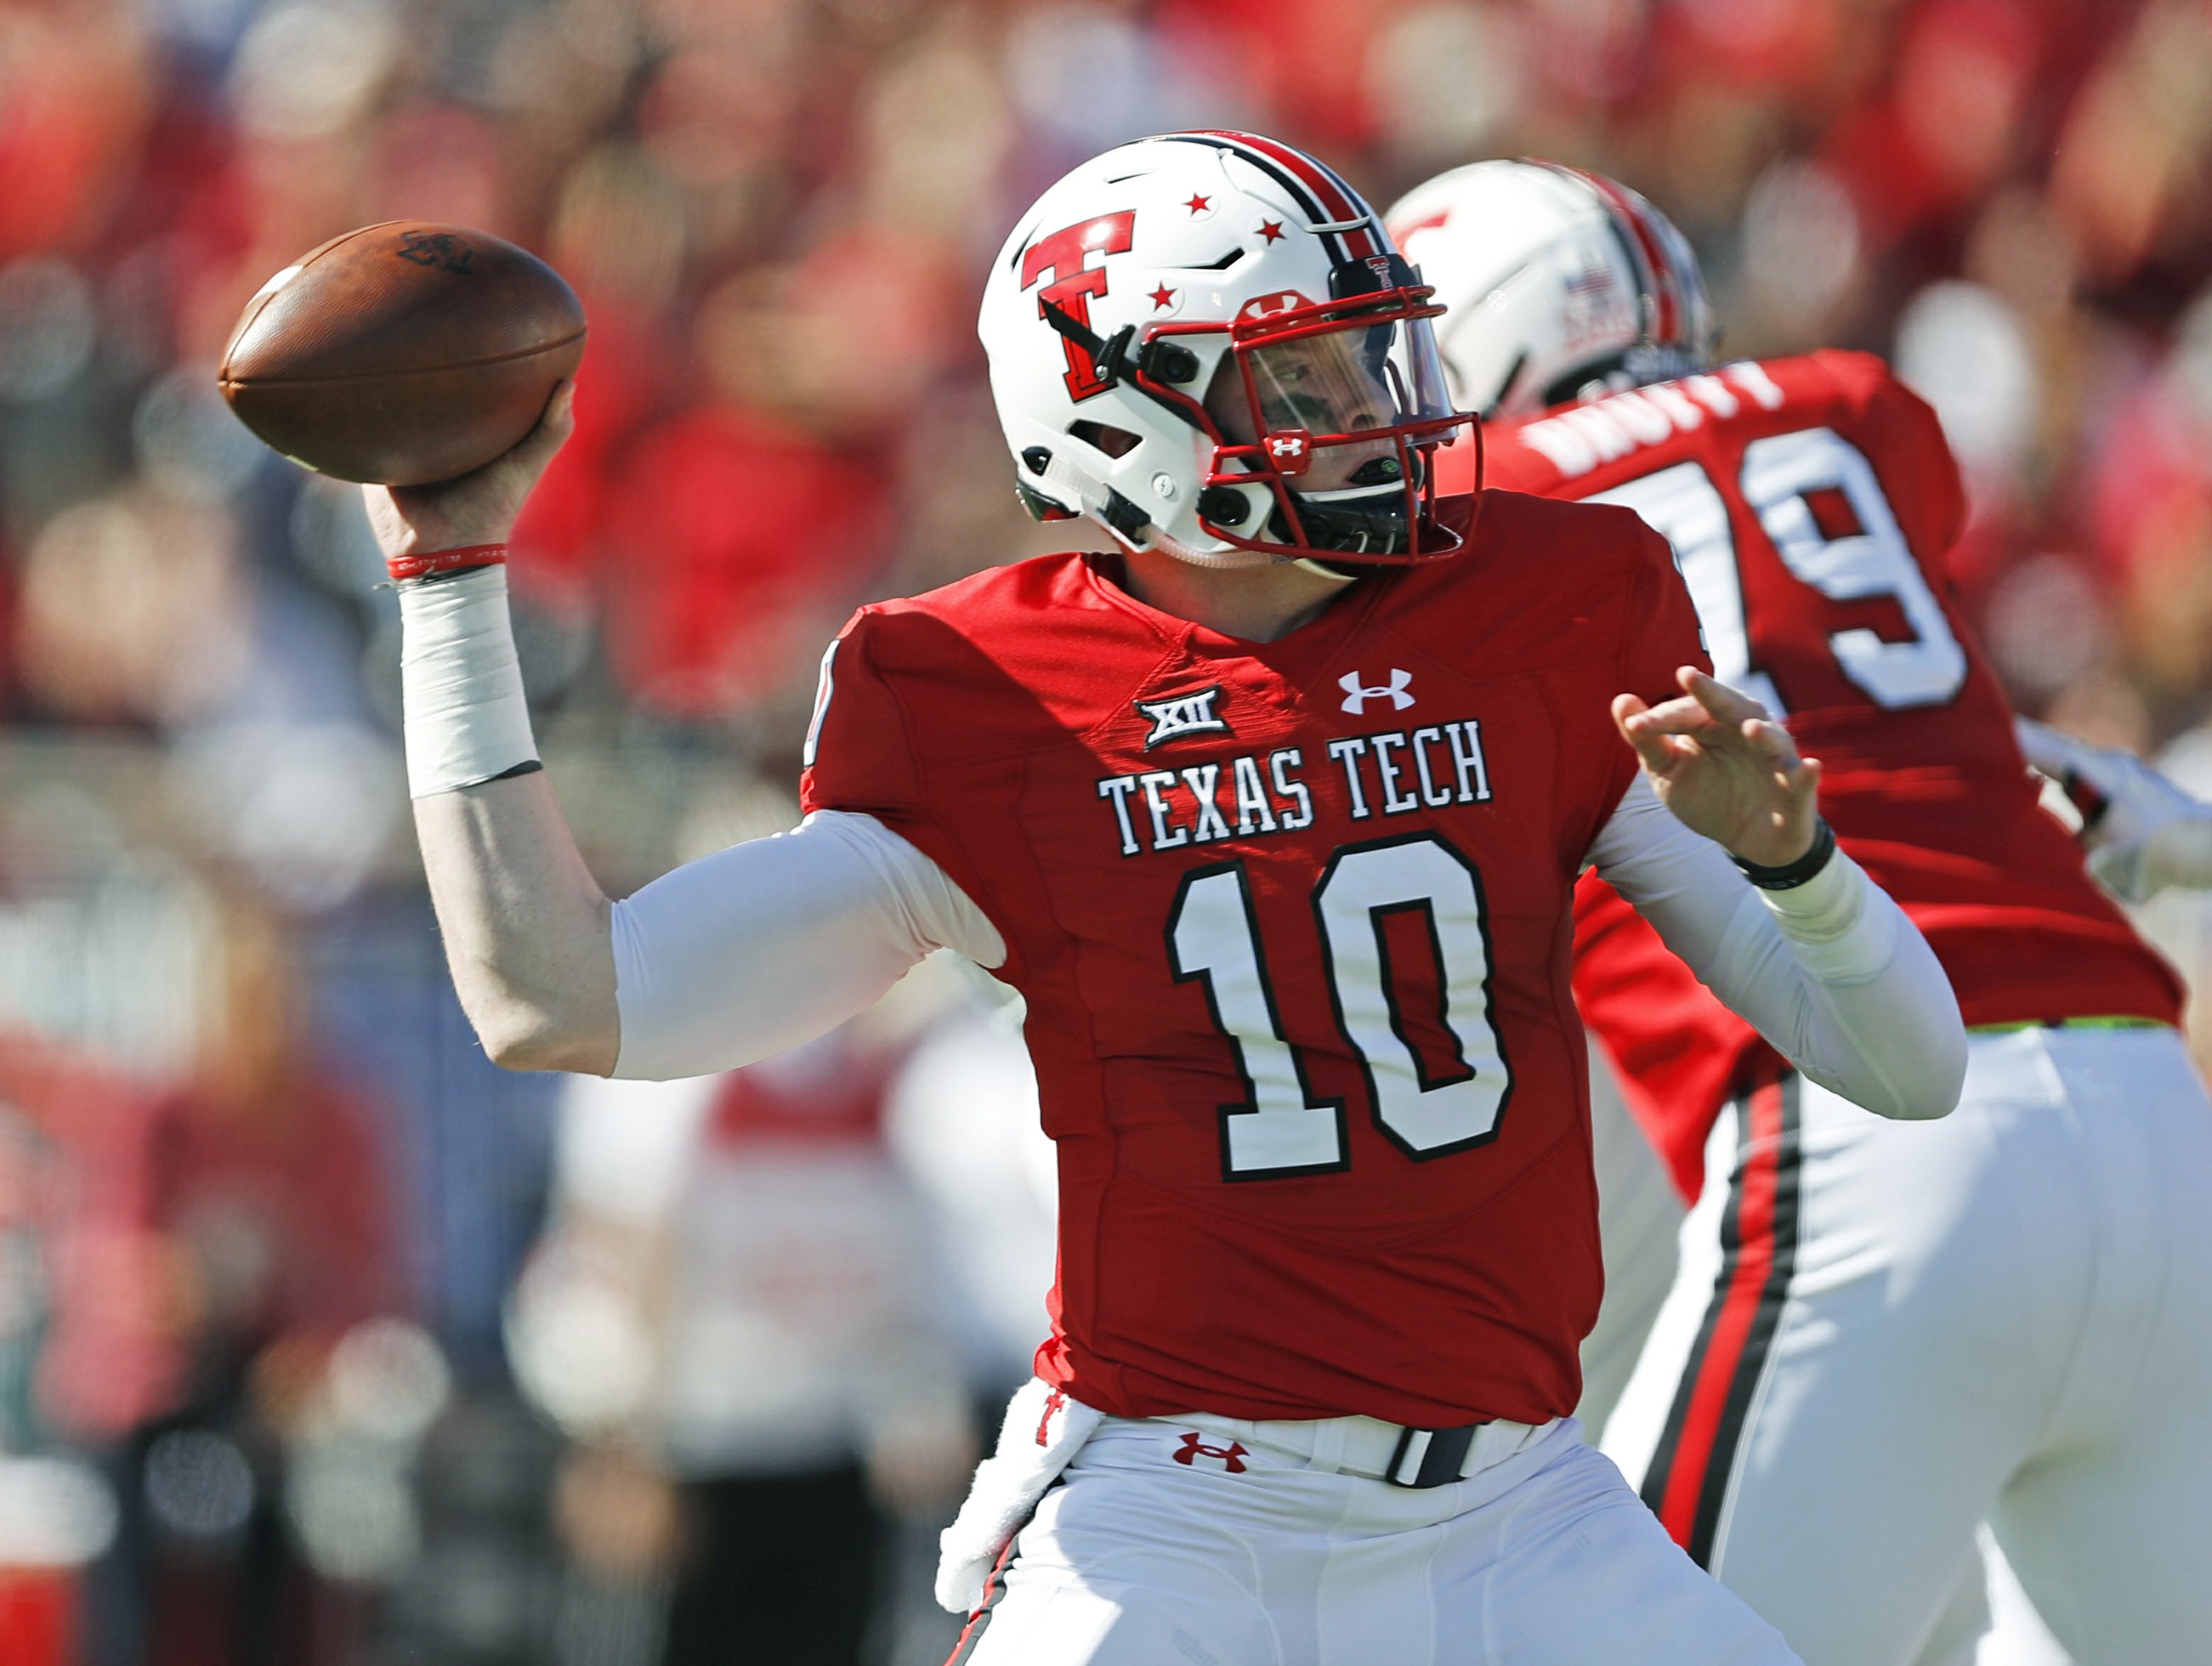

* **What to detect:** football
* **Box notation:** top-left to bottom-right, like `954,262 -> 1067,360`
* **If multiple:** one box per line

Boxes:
218,221 -> 586,487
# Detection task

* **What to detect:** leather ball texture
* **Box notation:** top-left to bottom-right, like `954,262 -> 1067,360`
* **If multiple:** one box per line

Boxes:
218,222 -> 586,486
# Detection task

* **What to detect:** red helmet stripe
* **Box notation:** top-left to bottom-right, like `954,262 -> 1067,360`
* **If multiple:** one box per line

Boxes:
1387,206 -> 1451,243
1613,193 -> 1685,344
1188,129 -> 1380,260
1569,167 -> 1683,344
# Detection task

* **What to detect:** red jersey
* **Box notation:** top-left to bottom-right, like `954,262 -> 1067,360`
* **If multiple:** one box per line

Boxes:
801,492 -> 1706,1427
1451,352 -> 2183,1199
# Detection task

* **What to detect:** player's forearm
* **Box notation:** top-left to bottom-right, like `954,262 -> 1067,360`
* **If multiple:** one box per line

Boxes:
396,556 -> 616,1074
1592,781 -> 1966,1119
1718,857 -> 1965,1119
415,775 -> 619,1074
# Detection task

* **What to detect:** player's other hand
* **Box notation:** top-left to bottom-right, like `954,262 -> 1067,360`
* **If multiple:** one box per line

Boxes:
363,380 -> 576,561
2016,716 -> 2212,901
1615,668 -> 1820,868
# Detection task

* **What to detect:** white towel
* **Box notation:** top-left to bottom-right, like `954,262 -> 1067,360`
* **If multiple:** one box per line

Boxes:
936,1378 -> 1102,1614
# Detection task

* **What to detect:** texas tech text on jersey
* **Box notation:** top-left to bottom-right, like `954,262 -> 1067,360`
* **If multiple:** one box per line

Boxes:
1092,719 -> 1492,857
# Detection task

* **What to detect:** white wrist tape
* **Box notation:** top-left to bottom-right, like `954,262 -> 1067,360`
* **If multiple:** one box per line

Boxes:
1759,848 -> 1898,984
397,565 -> 540,798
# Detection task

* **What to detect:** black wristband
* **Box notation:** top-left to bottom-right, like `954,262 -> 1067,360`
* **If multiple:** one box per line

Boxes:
1731,818 -> 1837,890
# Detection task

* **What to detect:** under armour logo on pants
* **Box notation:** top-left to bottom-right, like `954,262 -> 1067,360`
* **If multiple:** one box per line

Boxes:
1172,1433 -> 1249,1473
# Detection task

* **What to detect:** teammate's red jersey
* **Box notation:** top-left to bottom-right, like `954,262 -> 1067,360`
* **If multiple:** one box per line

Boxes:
801,492 -> 1705,1428
1444,352 -> 2183,1199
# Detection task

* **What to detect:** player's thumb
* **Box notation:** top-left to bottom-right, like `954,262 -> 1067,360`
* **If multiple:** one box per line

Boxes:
516,380 -> 577,468
486,383 -> 575,496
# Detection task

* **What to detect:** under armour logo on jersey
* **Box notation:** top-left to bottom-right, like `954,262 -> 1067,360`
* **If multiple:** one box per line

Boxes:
1172,1433 -> 1249,1473
1137,685 -> 1231,749
1339,669 -> 1414,714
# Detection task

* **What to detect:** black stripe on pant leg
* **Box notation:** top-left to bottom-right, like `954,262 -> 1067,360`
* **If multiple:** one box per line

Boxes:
1686,1073 -> 1804,1569
1638,1090 -> 1759,1529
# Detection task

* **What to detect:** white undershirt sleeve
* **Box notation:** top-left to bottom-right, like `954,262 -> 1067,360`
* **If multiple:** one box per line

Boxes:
610,809 -> 1006,1081
1585,777 -> 1966,1120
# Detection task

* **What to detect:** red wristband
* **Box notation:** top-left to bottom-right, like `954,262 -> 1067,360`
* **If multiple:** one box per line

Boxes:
386,544 -> 508,582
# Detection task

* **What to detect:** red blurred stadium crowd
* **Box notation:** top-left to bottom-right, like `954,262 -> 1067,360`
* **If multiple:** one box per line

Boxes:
1,0 -> 2211,1662
4,0 -> 2211,743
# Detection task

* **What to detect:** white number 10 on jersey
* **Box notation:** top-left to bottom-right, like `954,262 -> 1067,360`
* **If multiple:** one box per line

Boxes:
1168,832 -> 1514,1180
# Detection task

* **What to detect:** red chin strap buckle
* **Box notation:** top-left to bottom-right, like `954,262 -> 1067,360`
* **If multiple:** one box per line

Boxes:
386,543 -> 508,583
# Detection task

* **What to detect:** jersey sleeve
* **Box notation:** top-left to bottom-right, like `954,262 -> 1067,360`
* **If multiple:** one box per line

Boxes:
799,610 -> 1020,976
1599,516 -> 1716,818
801,610 -> 925,822
1621,516 -> 1714,703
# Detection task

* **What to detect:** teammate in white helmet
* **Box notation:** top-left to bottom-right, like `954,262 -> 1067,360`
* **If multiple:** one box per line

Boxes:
1391,156 -> 2212,1666
1388,158 -> 1715,422
364,133 -> 1970,1665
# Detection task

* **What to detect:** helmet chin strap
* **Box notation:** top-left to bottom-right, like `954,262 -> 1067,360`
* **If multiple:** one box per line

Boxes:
1147,526 -> 1290,571
1150,481 -> 1412,573
1144,529 -> 1357,580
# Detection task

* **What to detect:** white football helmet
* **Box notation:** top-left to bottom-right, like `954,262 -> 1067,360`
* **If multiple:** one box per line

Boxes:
1383,160 -> 1715,419
978,130 -> 1478,568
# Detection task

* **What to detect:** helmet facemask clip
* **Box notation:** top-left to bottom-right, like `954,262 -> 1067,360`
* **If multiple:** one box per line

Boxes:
1040,303 -> 1209,431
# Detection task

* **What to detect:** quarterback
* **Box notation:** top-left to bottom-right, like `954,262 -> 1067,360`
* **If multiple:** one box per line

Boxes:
371,133 -> 1966,1665
1395,158 -> 2212,1665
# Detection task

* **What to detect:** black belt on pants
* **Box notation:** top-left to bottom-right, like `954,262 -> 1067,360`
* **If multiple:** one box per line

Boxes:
1385,1422 -> 1486,1488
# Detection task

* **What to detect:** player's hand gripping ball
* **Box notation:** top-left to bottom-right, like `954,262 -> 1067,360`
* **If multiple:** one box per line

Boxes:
218,222 -> 585,486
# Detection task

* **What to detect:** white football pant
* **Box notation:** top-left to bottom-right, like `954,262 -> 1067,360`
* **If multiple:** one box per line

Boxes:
1582,1039 -> 2073,1665
1602,1025 -> 2212,1666
947,1413 -> 1797,1665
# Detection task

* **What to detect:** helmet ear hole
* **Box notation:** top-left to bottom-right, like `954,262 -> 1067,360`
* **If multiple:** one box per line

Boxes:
1068,419 -> 1142,459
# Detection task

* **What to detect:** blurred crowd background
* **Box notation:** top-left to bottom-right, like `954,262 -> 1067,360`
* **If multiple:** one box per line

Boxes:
1,0 -> 2211,1659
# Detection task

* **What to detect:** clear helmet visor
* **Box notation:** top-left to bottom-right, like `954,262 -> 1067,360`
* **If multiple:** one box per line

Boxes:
1207,314 -> 1455,487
